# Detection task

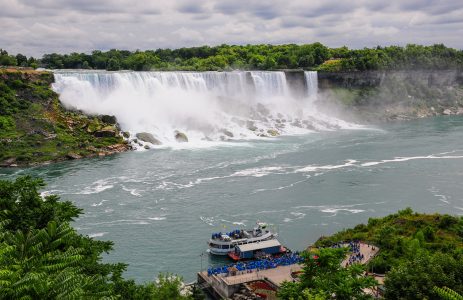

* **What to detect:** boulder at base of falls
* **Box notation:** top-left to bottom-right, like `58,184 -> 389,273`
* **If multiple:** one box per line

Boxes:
122,131 -> 130,139
443,109 -> 453,115
174,131 -> 188,143
246,121 -> 258,131
267,129 -> 280,136
220,129 -> 234,138
136,132 -> 162,145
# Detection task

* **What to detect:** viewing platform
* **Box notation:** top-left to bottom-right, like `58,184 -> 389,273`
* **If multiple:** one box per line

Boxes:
197,264 -> 302,299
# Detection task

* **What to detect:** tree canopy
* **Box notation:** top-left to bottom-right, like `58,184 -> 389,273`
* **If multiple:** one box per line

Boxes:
2,43 -> 463,71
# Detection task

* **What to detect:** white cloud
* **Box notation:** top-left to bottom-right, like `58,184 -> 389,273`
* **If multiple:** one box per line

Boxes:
0,0 -> 461,56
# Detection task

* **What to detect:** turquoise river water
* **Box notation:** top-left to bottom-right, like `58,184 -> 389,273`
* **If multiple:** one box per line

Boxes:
1,116 -> 463,283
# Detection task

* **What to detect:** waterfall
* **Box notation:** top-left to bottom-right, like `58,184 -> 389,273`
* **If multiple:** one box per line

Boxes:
52,70 -> 355,148
304,71 -> 318,98
250,71 -> 290,98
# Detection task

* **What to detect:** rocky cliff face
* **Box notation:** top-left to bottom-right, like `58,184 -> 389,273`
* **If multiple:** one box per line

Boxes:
0,69 -> 130,167
318,70 -> 463,89
317,70 -> 463,122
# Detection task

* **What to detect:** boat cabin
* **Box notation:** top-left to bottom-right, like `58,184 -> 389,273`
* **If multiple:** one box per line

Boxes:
229,239 -> 282,260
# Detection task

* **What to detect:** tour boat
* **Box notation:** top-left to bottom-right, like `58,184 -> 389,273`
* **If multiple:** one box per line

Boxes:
207,222 -> 278,255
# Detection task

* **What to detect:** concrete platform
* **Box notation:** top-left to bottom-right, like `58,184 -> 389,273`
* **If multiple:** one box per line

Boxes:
197,264 -> 302,299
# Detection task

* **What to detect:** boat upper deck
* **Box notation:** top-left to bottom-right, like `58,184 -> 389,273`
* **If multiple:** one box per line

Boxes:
209,230 -> 275,245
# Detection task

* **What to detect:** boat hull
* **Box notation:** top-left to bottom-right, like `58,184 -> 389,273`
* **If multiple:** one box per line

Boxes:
208,248 -> 231,255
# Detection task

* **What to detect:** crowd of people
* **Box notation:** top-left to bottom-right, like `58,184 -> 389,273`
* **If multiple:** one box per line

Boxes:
207,253 -> 303,277
331,241 -> 366,265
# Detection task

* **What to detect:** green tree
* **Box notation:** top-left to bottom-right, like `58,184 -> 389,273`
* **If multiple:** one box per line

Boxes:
82,61 -> 90,69
0,49 -> 17,66
279,247 -> 377,299
106,58 -> 121,71
384,251 -> 463,299
15,54 -> 27,67
433,286 -> 463,300
0,221 -> 112,299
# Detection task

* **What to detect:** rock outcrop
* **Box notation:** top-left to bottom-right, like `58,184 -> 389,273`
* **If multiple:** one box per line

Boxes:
267,129 -> 279,136
94,126 -> 117,137
220,129 -> 234,138
136,132 -> 162,145
174,131 -> 188,142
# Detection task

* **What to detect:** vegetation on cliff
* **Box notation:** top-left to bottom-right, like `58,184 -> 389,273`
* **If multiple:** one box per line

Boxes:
2,43 -> 463,72
0,176 -> 199,299
314,208 -> 463,299
319,70 -> 463,122
0,69 -> 129,167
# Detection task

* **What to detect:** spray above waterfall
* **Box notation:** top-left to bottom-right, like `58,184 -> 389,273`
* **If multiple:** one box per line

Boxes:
52,70 -> 357,148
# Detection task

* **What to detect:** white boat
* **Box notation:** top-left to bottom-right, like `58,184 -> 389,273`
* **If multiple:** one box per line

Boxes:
207,222 -> 278,255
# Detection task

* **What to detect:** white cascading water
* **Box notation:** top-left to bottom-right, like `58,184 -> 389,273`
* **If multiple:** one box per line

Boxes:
52,70 -> 356,148
304,71 -> 318,99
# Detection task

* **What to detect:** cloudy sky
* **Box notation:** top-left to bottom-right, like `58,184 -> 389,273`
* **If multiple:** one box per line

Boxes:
1,0 -> 462,57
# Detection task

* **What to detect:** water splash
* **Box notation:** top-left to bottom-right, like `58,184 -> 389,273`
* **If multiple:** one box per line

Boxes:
52,70 -> 357,147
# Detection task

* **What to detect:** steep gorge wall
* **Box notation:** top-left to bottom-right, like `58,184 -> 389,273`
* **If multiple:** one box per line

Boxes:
316,70 -> 463,122
318,70 -> 463,89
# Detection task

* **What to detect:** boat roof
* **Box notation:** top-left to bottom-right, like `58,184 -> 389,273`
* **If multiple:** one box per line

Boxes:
236,239 -> 281,252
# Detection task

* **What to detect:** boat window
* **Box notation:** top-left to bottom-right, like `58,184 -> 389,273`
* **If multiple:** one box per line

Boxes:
210,243 -> 220,248
221,244 -> 230,249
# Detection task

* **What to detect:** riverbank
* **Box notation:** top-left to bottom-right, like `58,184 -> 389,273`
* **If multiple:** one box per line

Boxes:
0,69 -> 130,167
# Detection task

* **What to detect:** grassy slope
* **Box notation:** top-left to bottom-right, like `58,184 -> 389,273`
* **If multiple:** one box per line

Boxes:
0,69 -> 129,166
314,209 -> 463,273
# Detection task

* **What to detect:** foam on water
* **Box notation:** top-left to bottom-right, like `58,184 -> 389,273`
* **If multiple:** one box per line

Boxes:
296,159 -> 358,173
361,153 -> 463,167
91,200 -> 108,207
88,232 -> 108,238
77,179 -> 114,194
52,70 -> 360,147
148,217 -> 167,221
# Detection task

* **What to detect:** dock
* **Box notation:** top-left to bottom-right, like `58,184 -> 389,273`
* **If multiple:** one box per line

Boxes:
197,264 -> 302,299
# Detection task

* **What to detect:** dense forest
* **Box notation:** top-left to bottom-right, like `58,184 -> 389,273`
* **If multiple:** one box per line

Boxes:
2,43 -> 463,72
